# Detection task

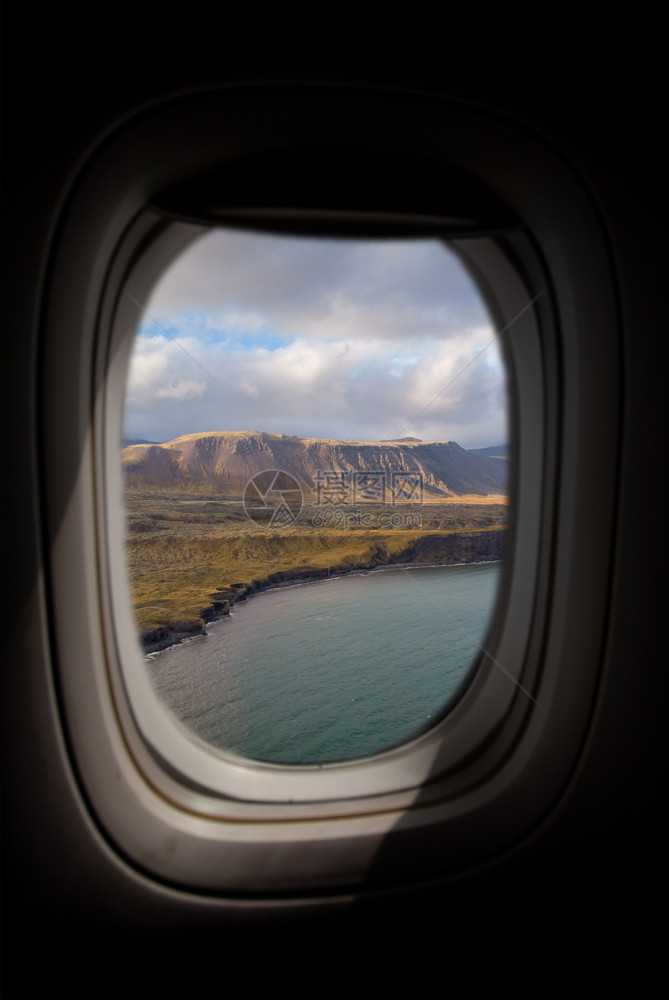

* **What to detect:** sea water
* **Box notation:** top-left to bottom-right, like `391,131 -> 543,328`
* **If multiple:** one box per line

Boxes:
147,562 -> 501,765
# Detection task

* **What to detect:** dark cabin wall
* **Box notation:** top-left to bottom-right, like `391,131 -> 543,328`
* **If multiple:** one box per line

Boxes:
3,29 -> 666,1000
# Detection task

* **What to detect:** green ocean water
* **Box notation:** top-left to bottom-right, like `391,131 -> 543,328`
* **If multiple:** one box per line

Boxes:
148,562 -> 501,765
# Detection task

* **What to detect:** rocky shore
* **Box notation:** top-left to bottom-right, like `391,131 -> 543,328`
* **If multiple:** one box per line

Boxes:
140,529 -> 506,655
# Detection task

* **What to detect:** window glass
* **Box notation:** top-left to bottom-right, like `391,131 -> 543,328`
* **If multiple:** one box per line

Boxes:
122,229 -> 509,764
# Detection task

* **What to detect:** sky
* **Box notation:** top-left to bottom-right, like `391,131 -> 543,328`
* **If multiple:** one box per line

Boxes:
123,228 -> 508,449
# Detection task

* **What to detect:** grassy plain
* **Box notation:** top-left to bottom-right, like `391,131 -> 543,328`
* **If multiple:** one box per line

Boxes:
124,490 -> 509,636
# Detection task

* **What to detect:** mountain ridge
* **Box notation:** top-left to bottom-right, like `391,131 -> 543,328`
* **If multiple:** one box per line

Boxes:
122,431 -> 508,498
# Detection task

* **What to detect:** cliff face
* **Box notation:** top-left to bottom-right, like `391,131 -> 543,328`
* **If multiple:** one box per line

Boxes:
140,528 -> 506,654
123,431 -> 508,497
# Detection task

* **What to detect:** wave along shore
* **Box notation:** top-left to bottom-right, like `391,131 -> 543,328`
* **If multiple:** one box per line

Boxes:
139,528 -> 506,655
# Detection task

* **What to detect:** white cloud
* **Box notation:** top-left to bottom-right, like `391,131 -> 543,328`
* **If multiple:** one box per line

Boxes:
154,379 -> 206,400
123,231 -> 509,449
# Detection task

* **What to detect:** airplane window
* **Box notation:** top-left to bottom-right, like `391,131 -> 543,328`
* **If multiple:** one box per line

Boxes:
37,85 -> 619,891
120,227 -> 509,765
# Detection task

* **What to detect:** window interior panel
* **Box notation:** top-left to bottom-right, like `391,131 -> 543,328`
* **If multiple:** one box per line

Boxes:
35,85 -> 620,891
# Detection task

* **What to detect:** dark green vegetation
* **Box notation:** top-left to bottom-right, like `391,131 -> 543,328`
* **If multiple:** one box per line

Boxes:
125,490 -> 508,653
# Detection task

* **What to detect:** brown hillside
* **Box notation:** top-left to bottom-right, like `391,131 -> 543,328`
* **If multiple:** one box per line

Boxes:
122,431 -> 508,498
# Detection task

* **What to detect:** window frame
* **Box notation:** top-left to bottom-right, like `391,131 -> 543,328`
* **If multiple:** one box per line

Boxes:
40,85 -> 620,893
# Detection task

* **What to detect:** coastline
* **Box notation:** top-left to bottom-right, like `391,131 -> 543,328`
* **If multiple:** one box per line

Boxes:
140,528 -> 506,655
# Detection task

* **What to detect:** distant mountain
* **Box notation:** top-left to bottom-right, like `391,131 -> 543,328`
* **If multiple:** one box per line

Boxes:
122,431 -> 508,498
123,437 -> 160,447
468,444 -> 509,458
